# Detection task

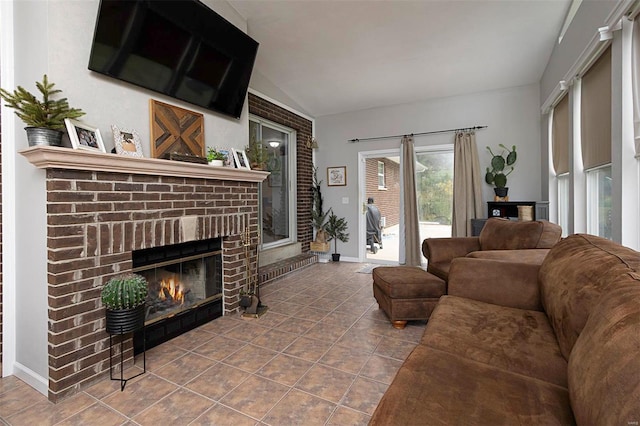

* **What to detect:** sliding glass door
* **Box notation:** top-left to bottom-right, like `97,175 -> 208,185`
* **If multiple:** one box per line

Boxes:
249,116 -> 296,248
362,147 -> 453,264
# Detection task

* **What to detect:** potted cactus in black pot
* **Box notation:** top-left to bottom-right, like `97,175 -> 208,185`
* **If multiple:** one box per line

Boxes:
101,273 -> 148,334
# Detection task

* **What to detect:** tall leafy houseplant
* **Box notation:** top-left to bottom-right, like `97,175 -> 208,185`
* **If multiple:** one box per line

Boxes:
101,273 -> 148,334
485,144 -> 517,198
311,166 -> 330,243
0,74 -> 85,146
325,212 -> 349,261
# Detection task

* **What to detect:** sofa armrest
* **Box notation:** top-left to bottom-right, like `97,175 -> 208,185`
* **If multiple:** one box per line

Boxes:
447,258 -> 543,311
422,237 -> 480,263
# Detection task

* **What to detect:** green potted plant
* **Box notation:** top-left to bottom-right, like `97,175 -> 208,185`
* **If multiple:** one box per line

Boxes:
485,144 -> 517,199
310,166 -> 330,252
101,273 -> 148,334
325,211 -> 350,262
206,146 -> 227,166
0,74 -> 85,147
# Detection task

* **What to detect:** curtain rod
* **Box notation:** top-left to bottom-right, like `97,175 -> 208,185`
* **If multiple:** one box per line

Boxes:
348,125 -> 488,143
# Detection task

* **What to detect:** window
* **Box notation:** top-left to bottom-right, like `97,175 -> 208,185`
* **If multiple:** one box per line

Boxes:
249,116 -> 297,248
586,165 -> 612,239
377,161 -> 385,189
557,173 -> 570,236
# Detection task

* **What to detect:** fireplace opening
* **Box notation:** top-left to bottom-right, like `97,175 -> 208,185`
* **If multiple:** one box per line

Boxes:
132,238 -> 223,354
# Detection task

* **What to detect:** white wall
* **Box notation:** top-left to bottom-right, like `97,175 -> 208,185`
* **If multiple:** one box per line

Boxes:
315,84 -> 542,260
1,0 -> 253,392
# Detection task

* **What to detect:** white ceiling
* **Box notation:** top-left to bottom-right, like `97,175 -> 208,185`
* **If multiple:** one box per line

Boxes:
229,0 -> 571,118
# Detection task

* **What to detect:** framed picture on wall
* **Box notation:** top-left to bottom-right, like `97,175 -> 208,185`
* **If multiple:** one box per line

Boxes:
327,166 -> 347,186
64,119 -> 106,153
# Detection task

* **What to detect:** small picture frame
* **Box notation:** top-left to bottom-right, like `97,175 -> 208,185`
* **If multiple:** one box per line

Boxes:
111,125 -> 143,157
219,149 -> 232,167
232,148 -> 251,169
327,166 -> 347,186
65,119 -> 106,153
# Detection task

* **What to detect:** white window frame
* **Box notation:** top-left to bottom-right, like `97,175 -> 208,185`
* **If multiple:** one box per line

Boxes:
249,114 -> 297,249
377,161 -> 386,189
557,173 -> 570,237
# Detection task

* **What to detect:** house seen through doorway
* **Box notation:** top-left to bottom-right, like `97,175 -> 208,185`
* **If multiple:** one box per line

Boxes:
364,149 -> 453,264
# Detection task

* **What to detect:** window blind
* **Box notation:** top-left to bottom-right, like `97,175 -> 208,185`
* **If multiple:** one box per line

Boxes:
552,94 -> 569,174
580,46 -> 611,170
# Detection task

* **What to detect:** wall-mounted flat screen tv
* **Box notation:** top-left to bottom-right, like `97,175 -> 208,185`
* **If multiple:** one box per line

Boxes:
88,0 -> 259,119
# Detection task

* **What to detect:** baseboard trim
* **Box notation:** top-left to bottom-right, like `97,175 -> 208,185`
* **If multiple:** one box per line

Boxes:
13,362 -> 48,396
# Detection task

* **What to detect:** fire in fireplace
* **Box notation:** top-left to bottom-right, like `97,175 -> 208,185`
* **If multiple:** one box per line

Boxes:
132,238 -> 223,353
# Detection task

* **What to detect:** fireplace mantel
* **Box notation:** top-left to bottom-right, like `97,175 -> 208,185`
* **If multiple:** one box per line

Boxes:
19,146 -> 269,182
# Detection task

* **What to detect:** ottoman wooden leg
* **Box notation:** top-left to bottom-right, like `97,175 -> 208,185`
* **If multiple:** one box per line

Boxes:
391,320 -> 407,329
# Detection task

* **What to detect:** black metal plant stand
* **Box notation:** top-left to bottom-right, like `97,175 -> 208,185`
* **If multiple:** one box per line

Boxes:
106,305 -> 147,391
109,326 -> 146,391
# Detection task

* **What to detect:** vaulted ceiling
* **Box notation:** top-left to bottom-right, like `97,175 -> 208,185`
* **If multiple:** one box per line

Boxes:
230,0 -> 571,117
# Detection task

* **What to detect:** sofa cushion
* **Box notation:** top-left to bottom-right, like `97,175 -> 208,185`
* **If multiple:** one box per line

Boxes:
568,279 -> 640,425
421,295 -> 567,387
370,345 -> 574,425
540,234 -> 640,359
467,248 -> 550,265
478,218 -> 561,251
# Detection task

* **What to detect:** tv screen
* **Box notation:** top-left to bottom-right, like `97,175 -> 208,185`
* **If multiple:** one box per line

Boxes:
88,0 -> 259,119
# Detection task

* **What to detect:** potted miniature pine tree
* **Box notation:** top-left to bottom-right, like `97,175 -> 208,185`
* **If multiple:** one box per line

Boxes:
325,212 -> 349,262
0,74 -> 85,147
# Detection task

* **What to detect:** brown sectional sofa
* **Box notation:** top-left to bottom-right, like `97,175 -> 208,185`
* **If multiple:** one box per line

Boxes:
423,217 -> 562,281
370,234 -> 640,425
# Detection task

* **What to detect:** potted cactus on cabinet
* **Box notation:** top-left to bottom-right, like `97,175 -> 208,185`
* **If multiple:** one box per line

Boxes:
485,144 -> 517,199
101,273 -> 148,334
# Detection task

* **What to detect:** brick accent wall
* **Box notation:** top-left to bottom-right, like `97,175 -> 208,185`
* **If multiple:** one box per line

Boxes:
45,169 -> 259,402
248,94 -> 313,252
366,158 -> 400,228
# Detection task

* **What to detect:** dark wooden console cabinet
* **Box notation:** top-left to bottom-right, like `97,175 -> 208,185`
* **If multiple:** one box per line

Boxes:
487,201 -> 536,220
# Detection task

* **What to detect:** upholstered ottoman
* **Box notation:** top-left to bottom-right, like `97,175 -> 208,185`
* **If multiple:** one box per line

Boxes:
373,266 -> 446,329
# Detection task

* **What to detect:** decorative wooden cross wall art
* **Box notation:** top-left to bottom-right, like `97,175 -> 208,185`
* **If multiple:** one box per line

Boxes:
149,99 -> 205,159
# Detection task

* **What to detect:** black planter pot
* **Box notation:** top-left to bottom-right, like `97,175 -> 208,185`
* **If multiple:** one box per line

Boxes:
332,253 -> 341,262
494,187 -> 509,198
105,304 -> 146,335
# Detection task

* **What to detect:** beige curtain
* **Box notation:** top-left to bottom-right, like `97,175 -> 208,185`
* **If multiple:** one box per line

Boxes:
552,94 -> 570,175
401,135 -> 421,266
581,46 -> 611,169
452,131 -> 483,237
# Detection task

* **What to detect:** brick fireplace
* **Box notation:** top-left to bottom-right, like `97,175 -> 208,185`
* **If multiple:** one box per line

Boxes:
21,146 -> 268,402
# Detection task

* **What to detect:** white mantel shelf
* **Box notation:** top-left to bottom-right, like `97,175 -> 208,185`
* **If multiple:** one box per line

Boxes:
19,146 -> 269,183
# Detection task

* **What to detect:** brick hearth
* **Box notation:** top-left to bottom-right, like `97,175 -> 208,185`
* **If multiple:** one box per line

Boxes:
21,146 -> 268,402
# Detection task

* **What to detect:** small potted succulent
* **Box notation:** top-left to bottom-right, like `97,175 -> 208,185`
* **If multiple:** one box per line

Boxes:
0,74 -> 85,147
325,212 -> 350,262
485,144 -> 517,198
101,273 -> 148,334
206,146 -> 227,166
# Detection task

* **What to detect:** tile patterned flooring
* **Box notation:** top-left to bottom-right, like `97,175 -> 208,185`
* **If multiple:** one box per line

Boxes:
0,262 -> 427,425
